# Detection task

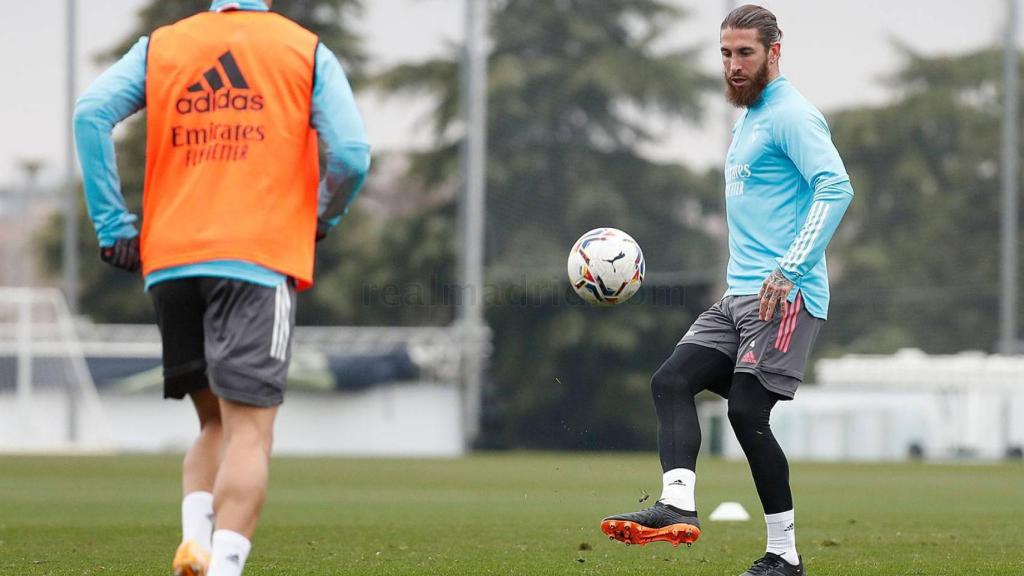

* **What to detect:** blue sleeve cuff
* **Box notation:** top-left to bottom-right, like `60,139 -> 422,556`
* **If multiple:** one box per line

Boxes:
777,266 -> 800,284
97,226 -> 139,248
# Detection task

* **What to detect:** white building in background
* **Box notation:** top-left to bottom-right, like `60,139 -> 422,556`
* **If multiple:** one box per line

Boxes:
710,349 -> 1024,462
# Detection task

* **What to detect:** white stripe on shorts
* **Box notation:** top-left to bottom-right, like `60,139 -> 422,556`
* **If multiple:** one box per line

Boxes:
278,283 -> 292,361
270,283 -> 286,362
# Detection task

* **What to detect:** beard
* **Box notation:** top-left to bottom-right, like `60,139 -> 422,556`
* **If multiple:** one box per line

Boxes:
725,58 -> 771,108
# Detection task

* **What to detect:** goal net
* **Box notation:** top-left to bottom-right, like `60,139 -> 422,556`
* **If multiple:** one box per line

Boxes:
0,287 -> 113,452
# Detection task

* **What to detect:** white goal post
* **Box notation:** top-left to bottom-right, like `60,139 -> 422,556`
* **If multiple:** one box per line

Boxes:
0,287 -> 114,452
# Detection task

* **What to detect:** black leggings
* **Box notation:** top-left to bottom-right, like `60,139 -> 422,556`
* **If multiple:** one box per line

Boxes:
651,343 -> 793,514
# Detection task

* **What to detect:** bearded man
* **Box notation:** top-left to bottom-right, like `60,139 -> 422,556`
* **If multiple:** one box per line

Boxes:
599,5 -> 854,576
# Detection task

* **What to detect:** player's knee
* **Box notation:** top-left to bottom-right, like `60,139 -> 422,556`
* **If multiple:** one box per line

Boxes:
197,402 -> 222,429
650,366 -> 683,402
726,400 -> 761,434
199,416 -> 223,437
226,423 -> 273,456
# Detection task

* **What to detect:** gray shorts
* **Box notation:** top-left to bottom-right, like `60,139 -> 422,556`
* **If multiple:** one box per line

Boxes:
150,277 -> 295,407
679,292 -> 823,399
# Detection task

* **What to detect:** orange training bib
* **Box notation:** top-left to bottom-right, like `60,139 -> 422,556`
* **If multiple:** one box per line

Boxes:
144,11 -> 320,290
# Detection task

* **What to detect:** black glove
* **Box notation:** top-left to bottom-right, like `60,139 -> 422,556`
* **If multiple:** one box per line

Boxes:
315,219 -> 331,243
100,237 -> 141,272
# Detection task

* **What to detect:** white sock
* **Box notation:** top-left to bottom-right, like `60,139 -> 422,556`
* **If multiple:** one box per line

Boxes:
208,529 -> 252,576
659,468 -> 696,512
765,510 -> 799,565
181,491 -> 214,553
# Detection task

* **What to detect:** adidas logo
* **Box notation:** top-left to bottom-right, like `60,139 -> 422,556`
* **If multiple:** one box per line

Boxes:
740,350 -> 757,364
175,50 -> 264,115
226,553 -> 241,565
668,479 -> 687,486
784,522 -> 795,532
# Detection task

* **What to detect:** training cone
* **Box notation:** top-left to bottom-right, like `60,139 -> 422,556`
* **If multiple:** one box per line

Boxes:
709,502 -> 750,522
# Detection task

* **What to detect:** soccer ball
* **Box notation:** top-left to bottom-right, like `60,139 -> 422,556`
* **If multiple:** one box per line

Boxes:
567,228 -> 645,305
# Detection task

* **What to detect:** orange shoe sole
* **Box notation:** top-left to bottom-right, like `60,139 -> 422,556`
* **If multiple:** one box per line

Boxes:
173,565 -> 204,576
172,541 -> 209,576
601,519 -> 701,547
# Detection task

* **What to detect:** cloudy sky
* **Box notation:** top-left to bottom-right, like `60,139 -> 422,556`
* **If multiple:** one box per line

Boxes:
0,0 -> 1013,188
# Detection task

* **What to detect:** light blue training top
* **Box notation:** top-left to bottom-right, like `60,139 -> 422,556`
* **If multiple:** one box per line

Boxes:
723,76 -> 854,320
73,0 -> 371,290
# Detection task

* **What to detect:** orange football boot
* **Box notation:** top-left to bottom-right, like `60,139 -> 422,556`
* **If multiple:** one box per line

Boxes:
601,501 -> 701,547
172,540 -> 210,576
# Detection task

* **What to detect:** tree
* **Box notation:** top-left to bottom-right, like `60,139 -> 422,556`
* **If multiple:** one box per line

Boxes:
40,0 -> 366,322
824,46 -> 1018,355
376,0 -> 720,448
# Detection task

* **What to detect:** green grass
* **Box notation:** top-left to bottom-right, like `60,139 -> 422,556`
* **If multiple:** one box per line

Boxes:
0,453 -> 1022,575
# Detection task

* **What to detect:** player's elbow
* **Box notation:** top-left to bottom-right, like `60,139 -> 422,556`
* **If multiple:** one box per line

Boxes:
833,179 -> 855,199
72,95 -> 109,135
330,142 -> 371,180
813,181 -> 854,204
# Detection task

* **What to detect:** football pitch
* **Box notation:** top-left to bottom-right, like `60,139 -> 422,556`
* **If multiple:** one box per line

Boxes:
0,453 -> 1021,575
